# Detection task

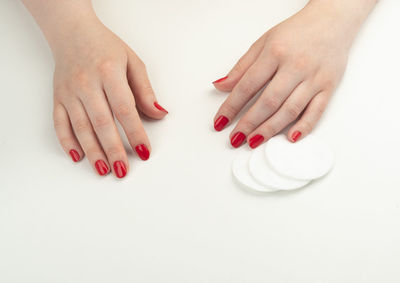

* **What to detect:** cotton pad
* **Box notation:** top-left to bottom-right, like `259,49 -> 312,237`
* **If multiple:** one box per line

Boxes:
249,146 -> 310,191
265,134 -> 334,180
232,150 -> 277,192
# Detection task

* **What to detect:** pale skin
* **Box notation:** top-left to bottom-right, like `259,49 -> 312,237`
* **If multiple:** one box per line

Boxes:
21,0 -> 377,178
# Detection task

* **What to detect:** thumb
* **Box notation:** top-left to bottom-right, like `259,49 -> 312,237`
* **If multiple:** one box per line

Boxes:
213,33 -> 267,92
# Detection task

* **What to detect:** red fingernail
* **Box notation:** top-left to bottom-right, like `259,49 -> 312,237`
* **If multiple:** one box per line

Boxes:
95,160 -> 109,176
113,161 -> 127,178
249,134 -> 264,149
69,149 -> 80,162
154,102 -> 168,114
231,132 -> 246,148
135,144 -> 150,161
213,76 -> 228,84
292,131 -> 302,142
214,115 -> 229,131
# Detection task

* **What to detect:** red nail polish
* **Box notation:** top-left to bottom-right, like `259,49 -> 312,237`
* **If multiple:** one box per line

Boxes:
214,115 -> 229,131
292,131 -> 302,142
213,76 -> 228,84
113,161 -> 127,178
231,132 -> 246,148
249,134 -> 264,149
135,144 -> 150,161
69,149 -> 80,162
95,160 -> 109,176
154,102 -> 168,114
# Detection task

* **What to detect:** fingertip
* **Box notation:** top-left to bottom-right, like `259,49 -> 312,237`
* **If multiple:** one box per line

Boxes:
212,75 -> 228,84
135,144 -> 150,161
288,130 -> 302,143
213,76 -> 234,93
154,102 -> 169,114
137,101 -> 168,120
69,149 -> 83,162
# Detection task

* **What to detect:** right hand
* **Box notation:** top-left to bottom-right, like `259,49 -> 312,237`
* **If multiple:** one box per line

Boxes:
52,19 -> 168,178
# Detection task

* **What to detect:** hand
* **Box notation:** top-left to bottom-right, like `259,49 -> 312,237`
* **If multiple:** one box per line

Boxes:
212,0 -> 376,148
51,19 -> 168,178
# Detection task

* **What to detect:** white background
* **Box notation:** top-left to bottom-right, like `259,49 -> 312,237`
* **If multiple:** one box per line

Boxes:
1,0 -> 399,282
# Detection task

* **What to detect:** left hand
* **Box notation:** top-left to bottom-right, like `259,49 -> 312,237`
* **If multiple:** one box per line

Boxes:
212,0 -> 375,148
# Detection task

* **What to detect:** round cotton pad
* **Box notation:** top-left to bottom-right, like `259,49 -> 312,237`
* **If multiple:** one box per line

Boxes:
265,134 -> 334,180
232,150 -> 277,193
249,146 -> 310,190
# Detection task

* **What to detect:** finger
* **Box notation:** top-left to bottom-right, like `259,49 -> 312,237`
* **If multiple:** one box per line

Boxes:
126,50 -> 168,119
229,71 -> 303,146
78,87 -> 128,179
53,102 -> 84,163
64,100 -> 111,176
103,70 -> 152,161
214,52 -> 278,131
246,82 -> 317,148
213,32 -> 268,92
288,91 -> 331,142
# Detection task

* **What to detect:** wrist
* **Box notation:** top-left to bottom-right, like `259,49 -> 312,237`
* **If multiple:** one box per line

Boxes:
303,0 -> 377,46
306,0 -> 377,25
22,0 -> 99,54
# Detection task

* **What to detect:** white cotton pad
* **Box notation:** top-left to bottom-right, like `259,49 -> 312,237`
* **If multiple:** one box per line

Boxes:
265,134 -> 334,180
232,150 -> 277,193
249,146 -> 310,191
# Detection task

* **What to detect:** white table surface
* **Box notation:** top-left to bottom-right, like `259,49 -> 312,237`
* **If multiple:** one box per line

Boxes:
1,0 -> 399,282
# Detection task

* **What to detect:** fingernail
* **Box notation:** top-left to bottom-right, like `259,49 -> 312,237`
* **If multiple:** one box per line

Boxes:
95,160 -> 109,176
69,149 -> 80,162
214,115 -> 229,131
135,144 -> 150,161
249,134 -> 264,149
113,161 -> 127,178
154,102 -> 168,114
212,76 -> 228,84
231,132 -> 246,148
292,131 -> 302,142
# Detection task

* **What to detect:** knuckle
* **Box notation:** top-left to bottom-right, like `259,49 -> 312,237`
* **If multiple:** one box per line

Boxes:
114,103 -> 133,120
105,145 -> 123,158
221,102 -> 240,117
260,95 -> 281,111
285,103 -> 302,120
315,72 -> 337,90
237,78 -> 257,96
92,114 -> 112,129
72,71 -> 91,89
74,118 -> 91,134
321,78 -> 336,91
240,119 -> 259,131
98,59 -> 118,78
263,123 -> 279,136
269,41 -> 287,58
292,55 -> 310,71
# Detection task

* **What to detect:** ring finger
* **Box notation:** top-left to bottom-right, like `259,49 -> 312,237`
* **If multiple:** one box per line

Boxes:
247,81 -> 318,148
229,71 -> 303,147
64,100 -> 110,176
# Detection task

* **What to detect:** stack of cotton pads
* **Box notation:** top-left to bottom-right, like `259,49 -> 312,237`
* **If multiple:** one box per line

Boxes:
232,134 -> 334,192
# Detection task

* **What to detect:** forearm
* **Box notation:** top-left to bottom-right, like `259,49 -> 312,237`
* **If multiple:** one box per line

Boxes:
21,0 -> 98,51
302,0 -> 377,48
307,0 -> 377,26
